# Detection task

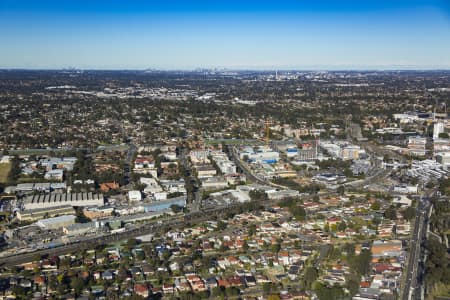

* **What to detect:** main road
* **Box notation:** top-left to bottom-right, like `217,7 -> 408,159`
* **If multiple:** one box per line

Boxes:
402,192 -> 432,300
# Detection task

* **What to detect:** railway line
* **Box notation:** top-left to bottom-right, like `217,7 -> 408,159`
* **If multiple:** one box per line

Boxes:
0,200 -> 266,268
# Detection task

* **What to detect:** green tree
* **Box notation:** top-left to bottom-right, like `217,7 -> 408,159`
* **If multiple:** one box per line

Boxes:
337,185 -> 345,195
170,204 -> 183,213
384,207 -> 397,220
338,221 -> 347,232
271,242 -> 281,254
370,201 -> 381,211
216,221 -> 227,231
212,286 -> 225,298
126,238 -> 138,249
346,276 -> 360,296
343,243 -> 355,257
349,249 -> 372,276
249,189 -> 268,201
289,205 -> 306,220
70,277 -> 85,297
304,267 -> 318,289
248,223 -> 257,236
402,206 -> 416,221
438,132 -> 449,139
314,282 -> 345,300
242,241 -> 249,252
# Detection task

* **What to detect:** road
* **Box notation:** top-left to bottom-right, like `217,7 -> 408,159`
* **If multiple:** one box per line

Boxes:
229,146 -> 266,185
402,192 -> 432,300
123,142 -> 137,186
178,147 -> 202,211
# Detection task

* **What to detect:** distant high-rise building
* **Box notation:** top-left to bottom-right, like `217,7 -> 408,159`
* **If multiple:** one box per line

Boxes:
433,122 -> 444,140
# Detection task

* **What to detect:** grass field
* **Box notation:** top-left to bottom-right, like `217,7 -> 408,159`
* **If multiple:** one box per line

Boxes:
0,162 -> 12,183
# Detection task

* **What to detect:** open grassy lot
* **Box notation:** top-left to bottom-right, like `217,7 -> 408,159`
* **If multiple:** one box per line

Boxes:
0,162 -> 12,183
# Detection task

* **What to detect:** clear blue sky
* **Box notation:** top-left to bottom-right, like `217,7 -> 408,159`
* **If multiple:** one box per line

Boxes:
1,0 -> 449,69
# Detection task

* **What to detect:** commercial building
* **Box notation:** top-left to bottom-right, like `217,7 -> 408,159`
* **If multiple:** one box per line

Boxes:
23,192 -> 104,210
210,150 -> 237,174
209,189 -> 251,203
44,169 -> 64,181
195,165 -> 217,178
39,157 -> 77,171
201,176 -> 228,191
406,160 -> 448,182
407,137 -> 427,157
239,146 -> 280,164
341,145 -> 363,160
436,152 -> 450,166
286,147 -> 298,158
36,215 -> 76,230
224,173 -> 246,185
160,179 -> 187,194
189,150 -> 210,165
393,185 -> 418,194
128,190 -> 142,202
140,177 -> 163,193
433,122 -> 444,140
320,141 -> 365,160
433,139 -> 450,154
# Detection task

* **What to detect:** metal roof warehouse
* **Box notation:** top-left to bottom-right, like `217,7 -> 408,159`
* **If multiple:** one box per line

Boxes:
23,192 -> 104,210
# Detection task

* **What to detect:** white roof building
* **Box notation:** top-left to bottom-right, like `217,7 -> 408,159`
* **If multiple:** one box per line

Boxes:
36,215 -> 76,229
128,190 -> 142,202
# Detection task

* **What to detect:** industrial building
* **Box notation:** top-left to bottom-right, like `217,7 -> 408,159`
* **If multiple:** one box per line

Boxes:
266,189 -> 300,200
23,192 -> 104,210
13,182 -> 67,193
63,222 -> 97,236
36,215 -> 76,230
143,196 -> 186,212
83,206 -> 114,220
239,146 -> 280,164
16,205 -> 74,222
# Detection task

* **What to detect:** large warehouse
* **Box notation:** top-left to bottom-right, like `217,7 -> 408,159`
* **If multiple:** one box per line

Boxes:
23,192 -> 104,210
36,215 -> 76,230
